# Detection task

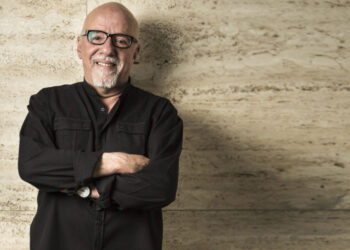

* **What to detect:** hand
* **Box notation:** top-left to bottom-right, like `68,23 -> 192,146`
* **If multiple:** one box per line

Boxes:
93,152 -> 149,177
90,185 -> 100,199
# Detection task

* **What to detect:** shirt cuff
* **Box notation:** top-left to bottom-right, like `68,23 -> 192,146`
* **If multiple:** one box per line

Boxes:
73,150 -> 103,186
94,175 -> 116,210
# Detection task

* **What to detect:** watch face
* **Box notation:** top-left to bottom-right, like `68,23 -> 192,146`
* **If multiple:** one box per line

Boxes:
77,186 -> 90,198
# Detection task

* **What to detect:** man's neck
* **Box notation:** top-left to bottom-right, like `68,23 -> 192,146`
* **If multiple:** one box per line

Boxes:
85,79 -> 128,97
100,94 -> 120,114
84,79 -> 129,113
96,87 -> 122,98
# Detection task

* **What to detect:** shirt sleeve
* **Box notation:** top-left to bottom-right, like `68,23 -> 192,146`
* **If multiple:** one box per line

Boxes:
18,89 -> 102,193
94,100 -> 183,210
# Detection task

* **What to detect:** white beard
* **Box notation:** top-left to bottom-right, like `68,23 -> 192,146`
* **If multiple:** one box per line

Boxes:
91,55 -> 120,89
92,68 -> 119,89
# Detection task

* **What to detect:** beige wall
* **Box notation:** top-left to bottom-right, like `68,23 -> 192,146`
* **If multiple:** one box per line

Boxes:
1,0 -> 350,249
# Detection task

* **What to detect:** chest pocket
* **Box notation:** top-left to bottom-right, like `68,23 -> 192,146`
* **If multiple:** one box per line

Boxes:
53,117 -> 92,151
109,122 -> 146,155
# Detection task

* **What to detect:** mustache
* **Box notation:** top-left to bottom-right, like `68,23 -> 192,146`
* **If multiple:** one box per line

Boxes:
91,55 -> 119,64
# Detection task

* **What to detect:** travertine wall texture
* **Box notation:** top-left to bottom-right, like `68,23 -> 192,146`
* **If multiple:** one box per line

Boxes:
0,0 -> 349,249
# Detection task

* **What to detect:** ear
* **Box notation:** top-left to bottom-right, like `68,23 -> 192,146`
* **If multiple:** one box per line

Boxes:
133,44 -> 141,62
77,36 -> 83,59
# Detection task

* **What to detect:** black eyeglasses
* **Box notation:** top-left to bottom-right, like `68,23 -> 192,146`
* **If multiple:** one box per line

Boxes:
81,30 -> 138,49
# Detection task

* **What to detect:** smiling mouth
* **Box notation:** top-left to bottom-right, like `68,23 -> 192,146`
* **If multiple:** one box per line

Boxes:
96,62 -> 116,67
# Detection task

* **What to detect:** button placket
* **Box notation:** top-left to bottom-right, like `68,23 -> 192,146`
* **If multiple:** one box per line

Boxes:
94,210 -> 105,250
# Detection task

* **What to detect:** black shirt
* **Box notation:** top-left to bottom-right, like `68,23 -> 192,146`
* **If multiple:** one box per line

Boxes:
18,81 -> 183,250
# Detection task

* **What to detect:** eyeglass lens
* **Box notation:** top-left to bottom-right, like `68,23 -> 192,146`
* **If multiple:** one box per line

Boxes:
87,31 -> 132,48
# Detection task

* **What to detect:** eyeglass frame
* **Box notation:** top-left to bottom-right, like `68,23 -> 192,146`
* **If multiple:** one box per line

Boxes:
81,30 -> 138,49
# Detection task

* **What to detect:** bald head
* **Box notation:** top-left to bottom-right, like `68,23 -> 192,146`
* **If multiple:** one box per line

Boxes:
82,2 -> 139,39
77,2 -> 141,92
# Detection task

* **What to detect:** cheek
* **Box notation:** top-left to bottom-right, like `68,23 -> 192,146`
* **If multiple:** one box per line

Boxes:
82,46 -> 98,64
82,58 -> 92,73
119,54 -> 134,69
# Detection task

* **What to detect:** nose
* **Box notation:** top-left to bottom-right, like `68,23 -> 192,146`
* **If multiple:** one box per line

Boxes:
100,36 -> 116,56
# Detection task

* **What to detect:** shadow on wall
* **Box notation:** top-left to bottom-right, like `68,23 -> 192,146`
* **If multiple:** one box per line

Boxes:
131,19 -> 346,212
181,112 -> 347,210
132,18 -> 184,96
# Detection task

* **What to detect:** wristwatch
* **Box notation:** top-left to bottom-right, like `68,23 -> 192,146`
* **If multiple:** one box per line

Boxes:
76,186 -> 91,198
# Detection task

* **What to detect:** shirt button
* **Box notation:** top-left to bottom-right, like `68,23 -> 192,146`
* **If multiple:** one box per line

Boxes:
100,107 -> 106,112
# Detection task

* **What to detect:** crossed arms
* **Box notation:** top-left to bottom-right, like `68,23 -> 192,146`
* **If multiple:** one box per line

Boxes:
18,89 -> 183,210
87,152 -> 149,198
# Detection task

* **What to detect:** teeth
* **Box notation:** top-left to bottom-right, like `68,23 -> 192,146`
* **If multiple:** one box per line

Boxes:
97,62 -> 114,67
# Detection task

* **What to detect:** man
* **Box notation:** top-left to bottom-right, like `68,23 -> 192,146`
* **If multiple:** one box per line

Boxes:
18,2 -> 183,250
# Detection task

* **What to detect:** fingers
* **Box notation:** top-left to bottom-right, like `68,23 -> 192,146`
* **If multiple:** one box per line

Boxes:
90,186 -> 100,199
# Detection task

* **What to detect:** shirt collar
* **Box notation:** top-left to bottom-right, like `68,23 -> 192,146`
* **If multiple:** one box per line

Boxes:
82,78 -> 132,99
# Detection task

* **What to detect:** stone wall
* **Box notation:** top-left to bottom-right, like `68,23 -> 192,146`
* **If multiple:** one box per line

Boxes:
1,0 -> 350,249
